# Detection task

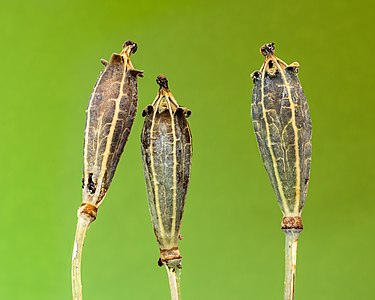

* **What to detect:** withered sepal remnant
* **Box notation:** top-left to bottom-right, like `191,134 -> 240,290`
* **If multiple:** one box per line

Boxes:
251,42 -> 312,219
141,75 -> 192,266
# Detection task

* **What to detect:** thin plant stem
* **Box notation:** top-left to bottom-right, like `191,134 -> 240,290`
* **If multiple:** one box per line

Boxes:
72,215 -> 92,300
284,230 -> 300,300
166,265 -> 181,300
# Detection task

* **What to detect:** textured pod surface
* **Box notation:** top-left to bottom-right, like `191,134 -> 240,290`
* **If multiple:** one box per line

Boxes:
251,43 -> 312,217
82,41 -> 143,208
141,76 -> 192,260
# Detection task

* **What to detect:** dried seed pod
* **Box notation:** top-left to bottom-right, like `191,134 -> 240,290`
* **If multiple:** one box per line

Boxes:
81,40 -> 143,214
251,42 -> 312,221
141,75 -> 192,299
251,43 -> 312,300
141,75 -> 192,262
72,41 -> 143,300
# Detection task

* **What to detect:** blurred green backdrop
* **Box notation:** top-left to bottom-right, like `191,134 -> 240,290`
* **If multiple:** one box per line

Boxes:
1,0 -> 374,299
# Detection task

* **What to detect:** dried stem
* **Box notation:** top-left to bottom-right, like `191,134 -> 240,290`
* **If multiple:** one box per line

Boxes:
165,264 -> 181,300
283,230 -> 300,300
72,215 -> 92,300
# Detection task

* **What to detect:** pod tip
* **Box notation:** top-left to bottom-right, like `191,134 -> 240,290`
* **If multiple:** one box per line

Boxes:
123,40 -> 138,54
260,42 -> 275,56
156,74 -> 169,90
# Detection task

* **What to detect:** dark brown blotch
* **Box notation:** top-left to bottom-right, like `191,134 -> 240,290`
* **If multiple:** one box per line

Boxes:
251,71 -> 261,83
156,75 -> 169,90
123,40 -> 138,54
87,173 -> 96,194
175,107 -> 192,118
260,42 -> 275,56
142,105 -> 154,117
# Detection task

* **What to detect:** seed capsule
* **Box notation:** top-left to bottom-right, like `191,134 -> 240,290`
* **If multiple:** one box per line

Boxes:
141,75 -> 192,265
80,41 -> 143,217
251,42 -> 312,222
72,41 -> 143,300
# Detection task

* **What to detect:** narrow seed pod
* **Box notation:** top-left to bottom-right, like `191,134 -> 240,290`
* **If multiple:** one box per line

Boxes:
72,41 -> 143,300
251,43 -> 312,300
141,75 -> 192,300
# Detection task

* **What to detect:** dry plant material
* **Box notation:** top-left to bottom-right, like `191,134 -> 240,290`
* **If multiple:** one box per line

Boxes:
72,41 -> 143,300
141,75 -> 192,300
251,43 -> 312,300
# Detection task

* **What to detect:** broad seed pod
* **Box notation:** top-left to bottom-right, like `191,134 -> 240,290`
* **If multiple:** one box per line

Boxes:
80,40 -> 143,218
141,75 -> 192,266
251,43 -> 312,300
251,42 -> 312,228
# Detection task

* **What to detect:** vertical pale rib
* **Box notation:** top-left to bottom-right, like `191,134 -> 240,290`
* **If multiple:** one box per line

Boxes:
260,66 -> 290,214
166,95 -> 179,238
148,95 -> 166,244
274,60 -> 301,214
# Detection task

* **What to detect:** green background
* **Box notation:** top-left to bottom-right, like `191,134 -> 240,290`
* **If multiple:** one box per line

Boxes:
1,0 -> 374,299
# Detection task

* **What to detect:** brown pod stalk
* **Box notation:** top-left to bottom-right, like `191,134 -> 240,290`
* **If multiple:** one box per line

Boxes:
72,41 -> 143,300
251,43 -> 312,300
141,75 -> 192,300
